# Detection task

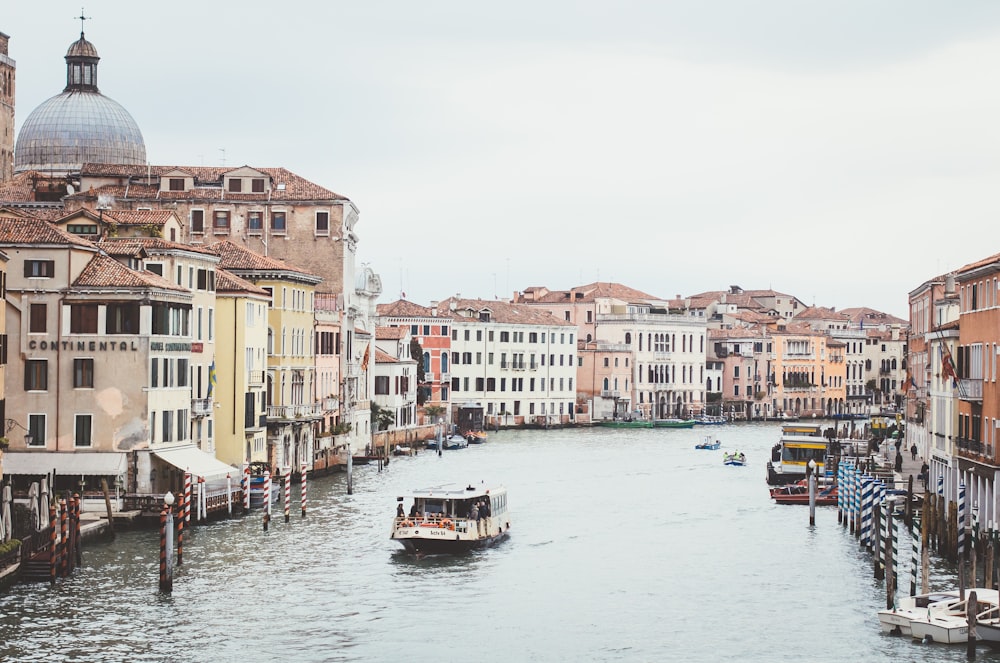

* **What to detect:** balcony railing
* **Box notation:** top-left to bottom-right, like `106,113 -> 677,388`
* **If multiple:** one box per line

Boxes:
959,378 -> 983,401
323,397 -> 338,411
248,370 -> 264,386
600,390 -> 620,398
192,398 -> 213,417
957,437 -> 994,460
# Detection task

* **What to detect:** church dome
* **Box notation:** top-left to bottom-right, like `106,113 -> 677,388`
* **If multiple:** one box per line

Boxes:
13,32 -> 146,174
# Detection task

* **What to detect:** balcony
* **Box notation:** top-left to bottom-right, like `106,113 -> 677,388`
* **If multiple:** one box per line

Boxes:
600,390 -> 621,399
248,370 -> 264,386
323,397 -> 338,411
192,398 -> 213,417
959,378 -> 983,402
956,437 -> 994,461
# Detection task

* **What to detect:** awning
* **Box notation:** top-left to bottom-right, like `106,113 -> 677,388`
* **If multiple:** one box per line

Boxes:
2,451 -> 127,477
152,446 -> 236,480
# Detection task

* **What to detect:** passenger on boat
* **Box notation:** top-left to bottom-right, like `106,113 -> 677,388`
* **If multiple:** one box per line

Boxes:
470,503 -> 480,533
396,503 -> 405,518
409,503 -> 419,518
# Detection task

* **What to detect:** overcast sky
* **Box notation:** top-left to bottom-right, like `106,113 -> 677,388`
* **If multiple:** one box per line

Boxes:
7,1 -> 1000,318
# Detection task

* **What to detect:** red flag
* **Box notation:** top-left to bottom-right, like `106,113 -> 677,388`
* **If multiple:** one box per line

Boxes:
940,344 -> 958,387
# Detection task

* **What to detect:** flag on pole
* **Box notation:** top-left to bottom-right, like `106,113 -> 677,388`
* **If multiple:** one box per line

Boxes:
940,344 -> 958,387
207,361 -> 218,397
360,344 -> 370,371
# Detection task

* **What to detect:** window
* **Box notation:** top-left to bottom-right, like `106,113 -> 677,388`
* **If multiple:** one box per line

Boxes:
70,303 -> 98,333
25,359 -> 47,391
67,224 -> 98,235
248,211 -> 263,233
252,178 -> 265,193
29,303 -> 46,333
191,210 -> 205,233
228,178 -> 242,192
169,178 -> 185,191
213,210 -> 230,230
315,211 -> 329,234
74,359 -> 94,388
27,414 -> 45,447
106,303 -> 139,334
271,211 -> 286,233
375,376 -> 390,395
24,260 -> 54,278
197,269 -> 216,291
146,263 -> 163,277
74,414 -> 93,447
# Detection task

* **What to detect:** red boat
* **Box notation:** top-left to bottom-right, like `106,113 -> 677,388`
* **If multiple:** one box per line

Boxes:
769,481 -> 838,506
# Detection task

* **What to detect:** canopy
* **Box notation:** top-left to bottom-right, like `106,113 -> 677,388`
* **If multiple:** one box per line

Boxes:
2,451 -> 127,477
152,446 -> 236,481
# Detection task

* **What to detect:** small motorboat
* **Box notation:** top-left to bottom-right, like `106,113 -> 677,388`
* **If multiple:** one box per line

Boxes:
443,434 -> 469,450
909,589 -> 1000,643
465,431 -> 488,444
769,481 -> 838,505
695,436 -> 721,450
877,590 -> 965,637
723,451 -> 746,466
392,444 -> 414,457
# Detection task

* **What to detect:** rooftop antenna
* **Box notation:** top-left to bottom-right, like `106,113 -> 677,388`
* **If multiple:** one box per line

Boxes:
75,8 -> 91,36
219,148 -> 226,167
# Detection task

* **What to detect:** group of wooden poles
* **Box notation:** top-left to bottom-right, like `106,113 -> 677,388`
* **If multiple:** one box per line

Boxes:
158,465 -> 309,593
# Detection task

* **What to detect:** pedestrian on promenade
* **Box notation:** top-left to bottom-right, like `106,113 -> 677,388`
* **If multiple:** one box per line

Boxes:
910,443 -> 917,461
894,452 -> 903,473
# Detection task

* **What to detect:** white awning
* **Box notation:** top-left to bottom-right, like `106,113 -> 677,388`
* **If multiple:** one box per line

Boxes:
2,451 -> 127,477
152,446 -> 236,480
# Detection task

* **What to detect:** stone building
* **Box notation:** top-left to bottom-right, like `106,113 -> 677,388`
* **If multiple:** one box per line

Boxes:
0,31 -> 13,182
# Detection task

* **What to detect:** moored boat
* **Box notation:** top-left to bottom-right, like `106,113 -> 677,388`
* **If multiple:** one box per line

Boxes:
654,418 -> 697,429
465,430 -> 488,444
723,451 -> 746,466
908,589 -> 1000,643
443,434 -> 469,450
694,415 -> 727,426
392,444 -> 414,456
390,482 -> 511,555
597,419 -> 654,428
769,481 -> 838,505
876,590 -> 965,637
766,423 -> 830,485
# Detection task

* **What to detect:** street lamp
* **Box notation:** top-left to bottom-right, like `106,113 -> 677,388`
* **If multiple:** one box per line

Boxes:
6,418 -> 32,445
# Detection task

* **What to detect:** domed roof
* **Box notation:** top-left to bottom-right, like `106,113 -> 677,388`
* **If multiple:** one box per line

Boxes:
66,33 -> 99,59
14,91 -> 146,173
13,31 -> 146,175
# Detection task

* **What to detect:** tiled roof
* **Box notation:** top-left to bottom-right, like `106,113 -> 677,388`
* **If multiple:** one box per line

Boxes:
73,254 -> 189,291
206,240 -> 320,280
97,237 -> 219,257
522,281 -> 661,304
707,327 -> 765,340
838,307 -> 908,326
794,306 -> 846,321
376,326 -> 407,340
75,164 -> 349,201
376,299 -> 444,318
102,209 -> 176,227
436,298 -> 575,326
216,268 -> 270,296
374,348 -> 397,363
0,215 -> 97,248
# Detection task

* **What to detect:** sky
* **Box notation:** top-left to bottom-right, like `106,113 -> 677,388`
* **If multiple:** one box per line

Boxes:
6,1 -> 1000,319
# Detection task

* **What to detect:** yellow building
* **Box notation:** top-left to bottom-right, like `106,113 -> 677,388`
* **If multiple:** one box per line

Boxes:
213,269 -> 270,467
208,240 -> 322,473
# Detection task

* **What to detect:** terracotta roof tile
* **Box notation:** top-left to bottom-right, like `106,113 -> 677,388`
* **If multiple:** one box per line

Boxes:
435,298 -> 574,326
374,348 -> 397,363
73,254 -> 189,291
102,209 -> 176,227
0,216 -> 97,247
376,299 -> 444,318
376,326 -> 407,340
206,240 -> 321,281
216,268 -> 270,296
96,237 -> 219,257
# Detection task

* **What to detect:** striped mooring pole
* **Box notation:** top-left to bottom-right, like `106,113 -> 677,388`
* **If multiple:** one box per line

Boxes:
958,482 -> 966,559
242,464 -> 251,512
300,463 -> 307,518
284,468 -> 291,523
183,472 -> 193,523
910,514 -> 920,596
263,469 -> 271,531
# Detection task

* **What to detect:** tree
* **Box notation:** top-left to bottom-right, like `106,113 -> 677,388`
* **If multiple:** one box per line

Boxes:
371,403 -> 396,432
423,404 -> 446,425
410,337 -> 427,405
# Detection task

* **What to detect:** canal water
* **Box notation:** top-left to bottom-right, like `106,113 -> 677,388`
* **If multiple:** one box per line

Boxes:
0,422 -> 996,662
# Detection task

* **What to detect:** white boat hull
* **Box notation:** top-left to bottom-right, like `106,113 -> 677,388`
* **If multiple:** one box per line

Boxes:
909,618 -> 969,644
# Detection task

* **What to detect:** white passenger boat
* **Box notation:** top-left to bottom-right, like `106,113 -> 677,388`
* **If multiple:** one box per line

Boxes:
876,590 -> 964,636
390,482 -> 510,555
908,589 -> 1000,644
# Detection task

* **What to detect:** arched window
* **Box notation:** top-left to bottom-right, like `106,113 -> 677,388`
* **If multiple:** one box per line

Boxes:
423,352 -> 430,373
625,332 -> 632,344
603,377 -> 609,390
441,352 -> 449,373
